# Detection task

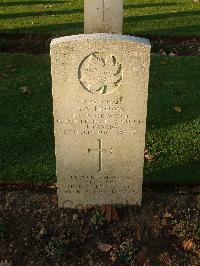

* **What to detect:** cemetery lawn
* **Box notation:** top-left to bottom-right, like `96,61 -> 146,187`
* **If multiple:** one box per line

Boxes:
0,0 -> 199,36
0,54 -> 199,185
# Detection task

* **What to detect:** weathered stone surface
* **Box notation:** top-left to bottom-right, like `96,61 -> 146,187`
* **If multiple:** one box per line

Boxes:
51,34 -> 151,209
84,0 -> 123,34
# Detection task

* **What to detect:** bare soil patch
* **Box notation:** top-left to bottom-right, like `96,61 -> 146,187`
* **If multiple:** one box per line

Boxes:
0,185 -> 200,265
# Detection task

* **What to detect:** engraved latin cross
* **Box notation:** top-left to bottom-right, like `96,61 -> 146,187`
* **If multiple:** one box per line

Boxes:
88,139 -> 112,171
97,0 -> 110,22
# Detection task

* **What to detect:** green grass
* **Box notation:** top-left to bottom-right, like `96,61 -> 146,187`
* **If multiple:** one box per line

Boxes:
0,0 -> 199,36
0,54 -> 199,184
0,54 -> 55,182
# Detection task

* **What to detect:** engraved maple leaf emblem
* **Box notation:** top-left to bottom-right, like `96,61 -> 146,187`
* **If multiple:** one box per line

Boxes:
79,52 -> 123,95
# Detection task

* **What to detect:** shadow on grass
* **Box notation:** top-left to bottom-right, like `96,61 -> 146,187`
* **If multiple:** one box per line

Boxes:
147,56 -> 200,129
124,10 -> 200,23
1,8 -> 198,21
1,10 -> 199,36
0,9 -> 83,20
0,1 -> 65,7
126,24 -> 200,36
1,21 -> 200,37
124,2 -> 181,9
0,21 -> 84,35
145,159 -> 200,185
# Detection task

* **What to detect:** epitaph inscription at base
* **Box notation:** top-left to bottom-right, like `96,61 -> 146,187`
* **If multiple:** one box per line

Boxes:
51,34 -> 151,209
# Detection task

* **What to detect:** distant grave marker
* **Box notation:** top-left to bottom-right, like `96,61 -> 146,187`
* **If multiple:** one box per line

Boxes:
84,0 -> 123,34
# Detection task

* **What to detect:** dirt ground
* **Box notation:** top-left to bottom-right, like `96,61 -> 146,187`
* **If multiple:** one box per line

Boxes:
0,185 -> 200,266
0,35 -> 199,56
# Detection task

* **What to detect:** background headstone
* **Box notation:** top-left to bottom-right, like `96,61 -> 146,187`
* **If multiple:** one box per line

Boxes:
51,34 -> 151,209
84,0 -> 123,34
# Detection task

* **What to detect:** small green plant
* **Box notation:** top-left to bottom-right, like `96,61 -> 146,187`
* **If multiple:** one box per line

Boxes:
45,238 -> 65,259
90,209 -> 105,226
116,240 -> 137,265
171,219 -> 178,225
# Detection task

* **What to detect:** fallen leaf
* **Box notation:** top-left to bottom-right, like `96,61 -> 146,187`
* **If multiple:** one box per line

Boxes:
110,250 -> 117,262
144,153 -> 155,162
97,242 -> 112,252
163,212 -> 173,218
174,106 -> 182,113
182,239 -> 193,251
38,228 -> 47,239
159,49 -> 167,56
144,150 -> 156,161
48,184 -> 57,189
19,86 -> 31,95
169,52 -> 177,57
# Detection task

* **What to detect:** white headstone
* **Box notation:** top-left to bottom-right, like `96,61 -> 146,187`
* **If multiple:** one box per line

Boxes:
84,0 -> 123,34
51,34 -> 151,209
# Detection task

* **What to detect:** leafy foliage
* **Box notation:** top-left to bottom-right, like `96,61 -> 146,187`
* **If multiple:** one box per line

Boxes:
90,209 -> 105,226
116,240 -> 137,265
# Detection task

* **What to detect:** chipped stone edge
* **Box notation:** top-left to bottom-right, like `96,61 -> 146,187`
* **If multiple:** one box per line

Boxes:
50,33 -> 150,47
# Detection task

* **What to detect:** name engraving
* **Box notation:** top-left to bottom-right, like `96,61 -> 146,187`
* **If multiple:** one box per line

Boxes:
57,98 -> 144,136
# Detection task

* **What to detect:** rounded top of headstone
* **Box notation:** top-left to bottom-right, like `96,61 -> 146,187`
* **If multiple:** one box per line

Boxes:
50,34 -> 150,47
